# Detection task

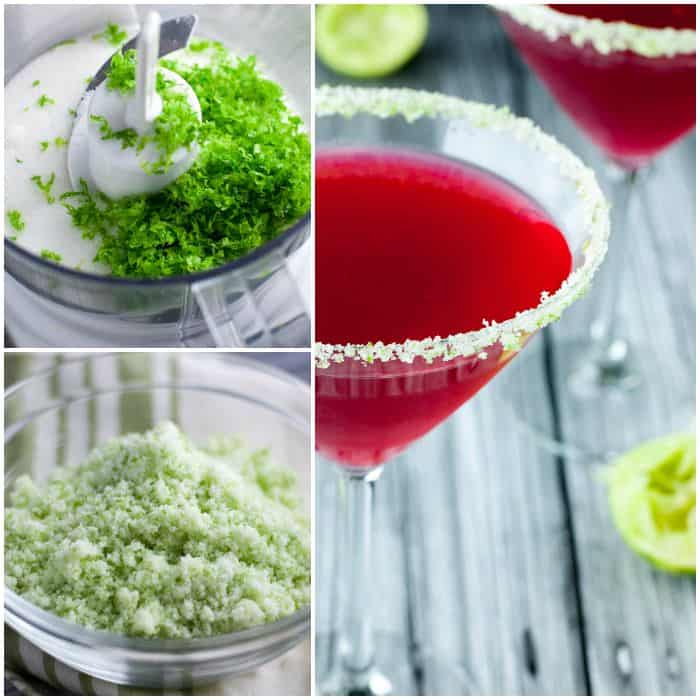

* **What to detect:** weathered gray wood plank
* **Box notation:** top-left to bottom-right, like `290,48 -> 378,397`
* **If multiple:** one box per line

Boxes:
513,21 -> 696,694
542,127 -> 695,696
506,7 -> 696,695
316,5 -> 695,695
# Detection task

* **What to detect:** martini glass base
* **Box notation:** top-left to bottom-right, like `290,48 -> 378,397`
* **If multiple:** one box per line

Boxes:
316,633 -> 474,696
504,336 -> 694,463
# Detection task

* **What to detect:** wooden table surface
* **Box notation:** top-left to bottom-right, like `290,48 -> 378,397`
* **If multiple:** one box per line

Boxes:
315,5 -> 696,695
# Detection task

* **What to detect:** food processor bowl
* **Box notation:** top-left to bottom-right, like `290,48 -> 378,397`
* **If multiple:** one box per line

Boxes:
4,353 -> 310,688
4,5 -> 311,347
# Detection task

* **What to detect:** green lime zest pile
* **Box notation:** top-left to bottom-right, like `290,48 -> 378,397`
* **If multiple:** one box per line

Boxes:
606,432 -> 695,573
32,79 -> 40,87
61,43 -> 310,278
92,50 -> 200,175
105,49 -> 137,93
7,210 -> 25,232
37,94 -> 55,108
92,22 -> 128,46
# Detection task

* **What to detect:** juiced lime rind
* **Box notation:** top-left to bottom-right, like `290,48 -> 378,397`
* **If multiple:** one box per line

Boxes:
494,4 -> 696,58
606,433 -> 696,574
316,5 -> 428,78
314,86 -> 610,368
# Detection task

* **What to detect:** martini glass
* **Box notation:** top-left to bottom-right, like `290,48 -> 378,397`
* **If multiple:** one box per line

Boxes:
497,4 -> 696,458
315,86 -> 609,695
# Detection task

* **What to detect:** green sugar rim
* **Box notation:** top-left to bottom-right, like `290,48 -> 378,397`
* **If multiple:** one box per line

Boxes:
494,4 -> 696,58
314,85 -> 610,368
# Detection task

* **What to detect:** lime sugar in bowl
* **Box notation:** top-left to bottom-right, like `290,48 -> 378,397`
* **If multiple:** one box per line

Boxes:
4,5 -> 310,347
5,354 -> 310,688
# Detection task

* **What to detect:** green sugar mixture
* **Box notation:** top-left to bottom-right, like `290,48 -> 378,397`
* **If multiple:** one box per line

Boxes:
62,41 -> 310,277
5,422 -> 310,639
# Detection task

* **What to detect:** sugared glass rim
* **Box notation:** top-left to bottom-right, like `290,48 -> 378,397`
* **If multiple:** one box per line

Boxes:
314,85 -> 610,368
494,4 -> 696,58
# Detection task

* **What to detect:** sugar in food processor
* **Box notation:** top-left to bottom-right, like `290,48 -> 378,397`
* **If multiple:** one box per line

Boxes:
4,5 -> 311,347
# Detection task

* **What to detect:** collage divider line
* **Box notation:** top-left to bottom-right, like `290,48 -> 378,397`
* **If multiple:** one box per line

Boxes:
309,2 -> 317,694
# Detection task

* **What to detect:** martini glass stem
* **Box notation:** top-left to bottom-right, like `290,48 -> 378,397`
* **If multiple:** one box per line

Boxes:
587,166 -> 638,377
339,466 -> 383,680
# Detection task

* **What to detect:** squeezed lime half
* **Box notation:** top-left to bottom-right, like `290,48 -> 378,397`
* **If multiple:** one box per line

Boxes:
606,433 -> 695,573
316,4 -> 429,78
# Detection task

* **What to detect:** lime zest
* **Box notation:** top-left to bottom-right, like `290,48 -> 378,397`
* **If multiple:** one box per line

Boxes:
96,50 -> 200,174
62,49 -> 310,278
30,173 -> 56,204
60,179 -> 107,242
40,249 -> 62,262
90,114 -> 139,149
105,49 -> 137,94
40,137 -> 69,152
144,73 -> 200,175
31,79 -> 40,87
37,94 -> 55,108
92,22 -> 128,46
7,210 -> 25,232
187,38 -> 214,53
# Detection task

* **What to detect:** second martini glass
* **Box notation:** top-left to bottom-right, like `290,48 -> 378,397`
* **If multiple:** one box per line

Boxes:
497,4 -> 696,458
315,86 -> 609,695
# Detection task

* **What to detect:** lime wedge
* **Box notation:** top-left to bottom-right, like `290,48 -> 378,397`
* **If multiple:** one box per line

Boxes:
316,4 -> 429,78
606,433 -> 695,573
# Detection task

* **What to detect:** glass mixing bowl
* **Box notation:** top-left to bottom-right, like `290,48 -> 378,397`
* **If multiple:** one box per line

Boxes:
4,4 -> 311,347
4,353 -> 310,688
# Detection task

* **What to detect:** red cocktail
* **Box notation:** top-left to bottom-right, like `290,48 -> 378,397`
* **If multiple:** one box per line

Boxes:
316,147 -> 572,466
500,5 -> 695,169
314,86 -> 609,695
496,5 -> 695,460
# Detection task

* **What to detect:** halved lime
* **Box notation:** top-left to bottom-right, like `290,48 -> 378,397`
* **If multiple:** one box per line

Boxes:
606,433 -> 695,574
316,4 -> 429,78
